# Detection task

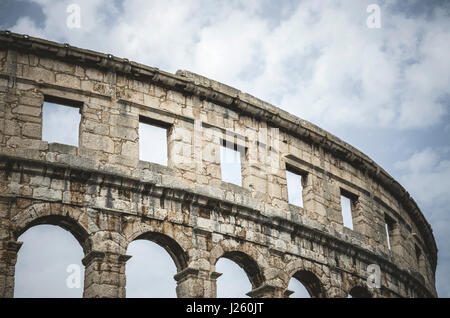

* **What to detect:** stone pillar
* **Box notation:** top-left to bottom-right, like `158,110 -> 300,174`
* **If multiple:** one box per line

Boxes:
246,284 -> 287,298
327,286 -> 348,298
0,240 -> 22,298
82,251 -> 131,298
302,174 -> 330,224
175,268 -> 222,298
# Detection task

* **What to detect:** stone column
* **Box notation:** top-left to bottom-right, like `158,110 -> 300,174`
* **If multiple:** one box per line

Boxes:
82,251 -> 131,298
302,174 -> 330,224
246,284 -> 287,298
0,196 -> 22,298
327,286 -> 348,298
0,240 -> 22,298
175,268 -> 222,298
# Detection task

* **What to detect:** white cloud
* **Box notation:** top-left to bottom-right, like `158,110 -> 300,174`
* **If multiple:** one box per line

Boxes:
394,148 -> 440,173
10,16 -> 45,38
394,148 -> 450,207
11,0 -> 450,131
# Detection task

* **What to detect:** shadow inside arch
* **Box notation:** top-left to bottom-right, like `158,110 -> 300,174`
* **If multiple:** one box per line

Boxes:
219,251 -> 264,289
14,215 -> 91,253
133,232 -> 188,272
349,285 -> 372,298
292,270 -> 326,298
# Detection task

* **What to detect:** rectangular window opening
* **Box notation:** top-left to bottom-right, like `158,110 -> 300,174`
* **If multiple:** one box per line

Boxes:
220,140 -> 243,187
286,165 -> 306,208
414,243 -> 426,274
385,223 -> 391,250
42,96 -> 82,147
415,244 -> 422,264
340,189 -> 357,230
385,214 -> 396,250
139,116 -> 168,165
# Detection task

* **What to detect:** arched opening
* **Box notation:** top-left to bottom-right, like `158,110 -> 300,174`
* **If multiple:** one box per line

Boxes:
125,232 -> 187,298
288,270 -> 325,298
215,251 -> 264,298
14,214 -> 90,253
14,224 -> 85,297
288,277 -> 311,298
348,286 -> 372,298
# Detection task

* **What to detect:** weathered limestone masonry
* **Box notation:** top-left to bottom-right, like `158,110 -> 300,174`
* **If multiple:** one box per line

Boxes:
0,31 -> 438,298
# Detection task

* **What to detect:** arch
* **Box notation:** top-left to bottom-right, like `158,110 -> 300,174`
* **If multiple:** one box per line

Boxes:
210,239 -> 268,291
288,277 -> 311,298
285,259 -> 328,298
14,224 -> 85,297
216,251 -> 264,289
122,217 -> 192,272
348,286 -> 372,298
125,239 -> 178,297
12,203 -> 90,253
290,270 -> 326,298
131,232 -> 188,272
215,256 -> 252,298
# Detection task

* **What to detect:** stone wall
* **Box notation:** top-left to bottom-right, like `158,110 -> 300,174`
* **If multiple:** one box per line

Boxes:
0,31 -> 437,298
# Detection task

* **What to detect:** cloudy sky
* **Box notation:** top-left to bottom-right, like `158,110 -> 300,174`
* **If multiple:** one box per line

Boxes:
2,0 -> 449,298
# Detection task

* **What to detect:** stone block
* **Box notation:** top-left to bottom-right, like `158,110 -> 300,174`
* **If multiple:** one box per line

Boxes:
22,122 -> 41,139
56,73 -> 81,88
80,132 -> 115,153
12,105 -> 41,117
